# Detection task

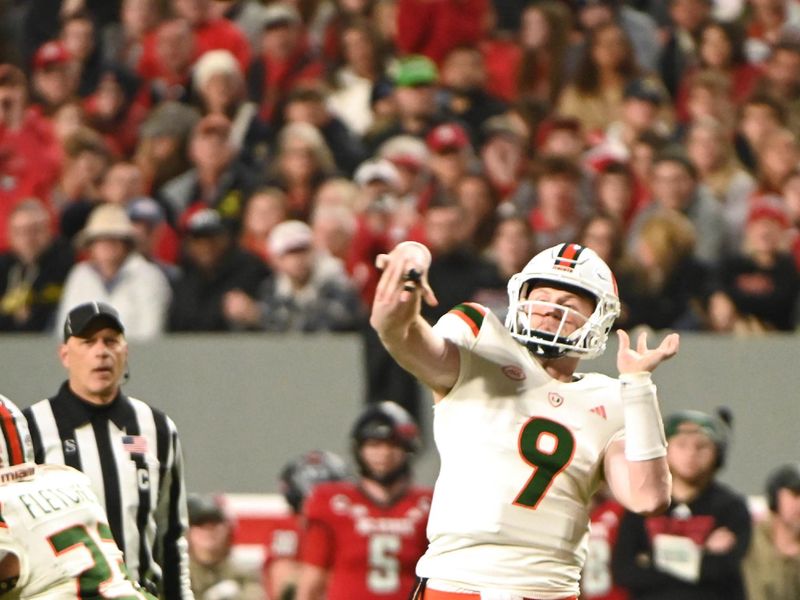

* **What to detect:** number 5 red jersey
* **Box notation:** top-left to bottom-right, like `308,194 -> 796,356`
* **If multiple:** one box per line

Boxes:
299,480 -> 432,600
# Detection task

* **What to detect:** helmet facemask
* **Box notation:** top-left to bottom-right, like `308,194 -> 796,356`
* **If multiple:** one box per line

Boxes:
504,244 -> 621,359
509,295 -> 593,358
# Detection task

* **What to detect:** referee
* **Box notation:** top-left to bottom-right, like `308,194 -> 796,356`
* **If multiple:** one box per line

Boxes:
23,301 -> 194,599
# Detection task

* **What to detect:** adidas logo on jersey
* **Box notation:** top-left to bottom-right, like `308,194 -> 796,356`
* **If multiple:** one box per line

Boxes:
590,405 -> 607,420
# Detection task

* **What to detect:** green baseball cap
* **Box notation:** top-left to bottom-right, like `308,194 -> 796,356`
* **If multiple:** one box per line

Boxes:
664,410 -> 726,444
392,55 -> 438,87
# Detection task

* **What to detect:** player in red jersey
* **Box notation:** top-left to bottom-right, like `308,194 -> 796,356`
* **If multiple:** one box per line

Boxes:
295,401 -> 433,600
582,486 -> 630,600
265,449 -> 348,600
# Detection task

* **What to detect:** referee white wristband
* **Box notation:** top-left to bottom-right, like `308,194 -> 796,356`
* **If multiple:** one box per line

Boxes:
621,372 -> 667,461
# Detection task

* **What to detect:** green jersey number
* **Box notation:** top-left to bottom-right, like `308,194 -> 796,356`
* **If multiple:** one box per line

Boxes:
513,417 -> 575,509
48,523 -> 151,599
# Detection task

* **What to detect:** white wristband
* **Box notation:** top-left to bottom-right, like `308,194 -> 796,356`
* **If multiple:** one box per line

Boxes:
621,372 -> 667,461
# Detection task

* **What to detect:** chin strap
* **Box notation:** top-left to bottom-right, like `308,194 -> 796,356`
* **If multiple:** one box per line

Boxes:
525,340 -> 566,359
521,328 -> 573,359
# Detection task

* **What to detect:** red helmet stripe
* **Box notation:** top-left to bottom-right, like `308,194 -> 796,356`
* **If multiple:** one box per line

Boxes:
0,403 -> 25,466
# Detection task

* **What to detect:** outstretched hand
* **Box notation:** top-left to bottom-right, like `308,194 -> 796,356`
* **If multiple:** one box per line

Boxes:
373,242 -> 438,308
616,330 -> 680,375
370,242 -> 438,335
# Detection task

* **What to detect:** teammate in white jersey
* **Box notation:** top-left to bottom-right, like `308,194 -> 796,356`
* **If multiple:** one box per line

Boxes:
371,241 -> 679,600
0,394 -> 155,599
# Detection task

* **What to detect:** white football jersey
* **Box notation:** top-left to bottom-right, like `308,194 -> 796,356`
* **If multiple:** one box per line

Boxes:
0,463 -> 153,599
416,303 -> 627,599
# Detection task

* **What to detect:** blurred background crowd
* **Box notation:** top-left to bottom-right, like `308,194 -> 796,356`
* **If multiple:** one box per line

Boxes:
1,1 -> 799,598
1,0 -> 799,347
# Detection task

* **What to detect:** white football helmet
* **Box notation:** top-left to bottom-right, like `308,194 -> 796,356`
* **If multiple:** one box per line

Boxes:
505,243 -> 621,359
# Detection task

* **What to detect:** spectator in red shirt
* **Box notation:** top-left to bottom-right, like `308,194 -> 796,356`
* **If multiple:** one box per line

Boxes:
420,122 -> 474,211
208,0 -> 269,55
138,18 -> 196,105
675,21 -> 762,124
395,0 -> 489,64
170,0 -> 250,69
138,0 -> 250,80
247,3 -> 324,124
83,65 -> 148,157
346,160 -> 403,305
744,0 -> 800,63
30,41 -> 80,115
101,0 -> 164,71
0,64 -> 62,250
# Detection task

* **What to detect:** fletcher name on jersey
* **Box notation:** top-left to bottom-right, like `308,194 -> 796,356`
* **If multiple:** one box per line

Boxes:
0,463 -> 156,599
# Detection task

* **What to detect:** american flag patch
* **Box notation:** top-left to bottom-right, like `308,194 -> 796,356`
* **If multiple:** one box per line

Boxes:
121,435 -> 148,454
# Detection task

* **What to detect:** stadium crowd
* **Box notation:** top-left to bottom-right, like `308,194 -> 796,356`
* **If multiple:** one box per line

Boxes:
0,0 -> 799,597
0,0 -> 798,344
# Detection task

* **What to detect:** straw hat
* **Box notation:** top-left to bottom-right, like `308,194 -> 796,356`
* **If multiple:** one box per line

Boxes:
76,204 -> 137,247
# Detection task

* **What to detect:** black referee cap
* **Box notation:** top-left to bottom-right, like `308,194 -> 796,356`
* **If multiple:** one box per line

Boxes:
63,302 -> 125,342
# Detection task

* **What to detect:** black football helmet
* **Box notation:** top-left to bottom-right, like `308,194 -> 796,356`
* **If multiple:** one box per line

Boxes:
351,401 -> 420,485
279,450 -> 348,513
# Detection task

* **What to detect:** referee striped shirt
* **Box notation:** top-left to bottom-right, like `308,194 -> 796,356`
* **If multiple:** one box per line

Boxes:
24,382 -> 194,599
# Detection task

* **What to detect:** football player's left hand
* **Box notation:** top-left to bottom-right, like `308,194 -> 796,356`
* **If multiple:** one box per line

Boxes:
616,330 -> 679,374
